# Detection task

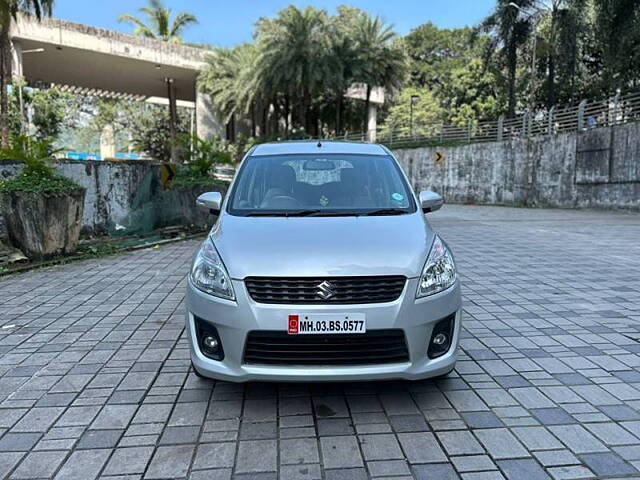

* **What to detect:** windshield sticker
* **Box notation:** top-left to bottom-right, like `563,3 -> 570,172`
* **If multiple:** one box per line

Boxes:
391,192 -> 404,202
319,195 -> 329,206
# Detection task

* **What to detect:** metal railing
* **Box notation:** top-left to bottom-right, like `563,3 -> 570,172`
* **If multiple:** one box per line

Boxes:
335,90 -> 640,146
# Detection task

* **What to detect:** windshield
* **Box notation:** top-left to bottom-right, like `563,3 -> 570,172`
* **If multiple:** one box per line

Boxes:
227,153 -> 416,217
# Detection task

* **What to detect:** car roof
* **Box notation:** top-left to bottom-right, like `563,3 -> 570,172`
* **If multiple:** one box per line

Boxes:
250,141 -> 388,156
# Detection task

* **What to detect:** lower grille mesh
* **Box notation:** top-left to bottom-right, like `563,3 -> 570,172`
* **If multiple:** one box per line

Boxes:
243,329 -> 409,366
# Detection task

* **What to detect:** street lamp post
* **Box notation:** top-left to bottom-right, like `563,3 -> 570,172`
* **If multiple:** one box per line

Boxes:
410,94 -> 419,139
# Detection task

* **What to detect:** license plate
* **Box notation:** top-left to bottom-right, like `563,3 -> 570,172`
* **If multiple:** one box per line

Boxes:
288,313 -> 366,335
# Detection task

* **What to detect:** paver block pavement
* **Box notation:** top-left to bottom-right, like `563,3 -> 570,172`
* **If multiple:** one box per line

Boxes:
0,205 -> 639,479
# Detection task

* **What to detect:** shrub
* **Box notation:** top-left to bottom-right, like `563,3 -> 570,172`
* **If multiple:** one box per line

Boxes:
0,135 -> 81,194
130,109 -> 190,161
172,135 -> 233,187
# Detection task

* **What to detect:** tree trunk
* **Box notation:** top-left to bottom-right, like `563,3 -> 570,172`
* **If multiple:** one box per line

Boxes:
363,84 -> 372,133
506,34 -> 517,118
335,92 -> 343,135
304,88 -> 312,134
272,98 -> 279,135
298,87 -> 309,132
0,25 -> 12,147
250,103 -> 256,138
262,105 -> 268,138
284,94 -> 290,133
547,8 -> 557,108
547,52 -> 556,108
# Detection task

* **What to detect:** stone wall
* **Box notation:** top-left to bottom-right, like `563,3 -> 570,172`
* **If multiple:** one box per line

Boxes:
0,160 -> 226,243
392,121 -> 640,210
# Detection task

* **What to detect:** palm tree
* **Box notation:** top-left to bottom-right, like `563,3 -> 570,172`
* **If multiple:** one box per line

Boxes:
0,0 -> 53,146
481,0 -> 535,117
593,0 -> 640,93
352,13 -> 406,132
328,6 -> 364,134
199,44 -> 261,137
539,0 -> 587,107
254,6 -> 332,134
117,0 -> 197,43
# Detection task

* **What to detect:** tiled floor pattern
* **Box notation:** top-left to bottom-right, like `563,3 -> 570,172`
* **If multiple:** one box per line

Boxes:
1,205 -> 640,479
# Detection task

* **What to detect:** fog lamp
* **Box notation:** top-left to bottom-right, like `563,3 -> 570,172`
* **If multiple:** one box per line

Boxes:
432,333 -> 448,346
428,314 -> 455,359
194,316 -> 224,361
203,336 -> 219,351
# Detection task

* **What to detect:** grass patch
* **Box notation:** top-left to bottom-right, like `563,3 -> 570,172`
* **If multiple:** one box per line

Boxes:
0,171 -> 82,195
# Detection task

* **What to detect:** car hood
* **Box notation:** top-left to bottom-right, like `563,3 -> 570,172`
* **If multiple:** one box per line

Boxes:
211,213 -> 434,279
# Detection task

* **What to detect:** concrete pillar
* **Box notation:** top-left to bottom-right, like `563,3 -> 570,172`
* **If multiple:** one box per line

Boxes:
166,77 -> 177,162
100,124 -> 116,159
11,41 -> 25,133
11,40 -> 23,79
367,104 -> 377,142
195,88 -> 224,140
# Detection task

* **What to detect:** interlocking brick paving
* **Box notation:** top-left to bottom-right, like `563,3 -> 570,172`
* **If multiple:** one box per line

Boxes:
1,205 -> 639,479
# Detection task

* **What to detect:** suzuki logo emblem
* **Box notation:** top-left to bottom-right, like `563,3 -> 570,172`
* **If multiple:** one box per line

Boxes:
316,280 -> 336,300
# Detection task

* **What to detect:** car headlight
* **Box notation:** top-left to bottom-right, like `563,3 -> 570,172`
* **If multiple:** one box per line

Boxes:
190,237 -> 235,300
416,235 -> 457,297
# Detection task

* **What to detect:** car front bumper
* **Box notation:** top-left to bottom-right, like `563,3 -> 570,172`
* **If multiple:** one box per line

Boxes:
186,278 -> 462,383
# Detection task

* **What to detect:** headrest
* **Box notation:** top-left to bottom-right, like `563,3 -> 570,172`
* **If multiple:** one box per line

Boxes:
270,165 -> 296,188
340,167 -> 359,184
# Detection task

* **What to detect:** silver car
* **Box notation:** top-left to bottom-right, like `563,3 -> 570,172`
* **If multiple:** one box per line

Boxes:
186,141 -> 461,382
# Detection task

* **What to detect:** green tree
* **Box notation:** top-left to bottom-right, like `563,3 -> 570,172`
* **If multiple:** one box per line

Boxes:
379,87 -> 443,139
199,5 -> 406,139
543,1 -> 587,106
130,105 -> 189,160
404,23 -> 482,91
254,5 -> 332,134
30,87 -> 68,140
537,0 -> 590,105
199,43 -> 262,136
117,0 -> 197,43
0,0 -> 54,146
326,6 -> 364,134
445,58 -> 499,125
481,0 -> 535,117
592,0 -> 640,93
403,22 -> 498,124
352,13 -> 407,131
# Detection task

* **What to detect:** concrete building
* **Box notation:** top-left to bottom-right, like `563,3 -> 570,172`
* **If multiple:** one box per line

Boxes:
9,14 -> 223,157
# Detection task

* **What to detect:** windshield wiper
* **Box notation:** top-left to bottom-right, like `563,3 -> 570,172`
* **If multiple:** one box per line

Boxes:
361,208 -> 409,216
245,209 -> 408,217
244,209 -> 323,217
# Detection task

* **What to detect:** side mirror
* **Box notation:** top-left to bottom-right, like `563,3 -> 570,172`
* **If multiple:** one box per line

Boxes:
419,190 -> 444,213
196,192 -> 223,214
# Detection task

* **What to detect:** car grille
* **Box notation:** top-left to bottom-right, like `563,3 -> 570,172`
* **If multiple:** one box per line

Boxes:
243,329 -> 409,366
244,276 -> 406,304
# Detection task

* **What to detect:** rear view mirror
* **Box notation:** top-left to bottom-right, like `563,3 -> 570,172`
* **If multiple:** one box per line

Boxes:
419,190 -> 444,213
196,192 -> 223,214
